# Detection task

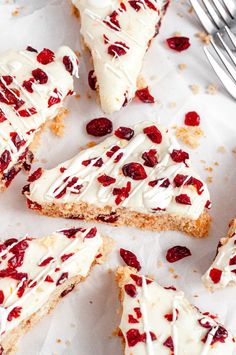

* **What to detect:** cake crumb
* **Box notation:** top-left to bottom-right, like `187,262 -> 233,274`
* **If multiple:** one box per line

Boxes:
75,93 -> 81,100
196,31 -> 211,44
175,126 -> 204,149
168,101 -> 177,108
50,108 -> 69,137
74,51 -> 81,57
72,4 -> 80,18
65,340 -> 71,346
217,146 -> 226,154
206,84 -> 217,95
207,176 -> 213,183
86,141 -> 97,148
56,339 -> 62,344
12,8 -> 20,16
188,5 -> 194,13
169,268 -> 175,273
232,147 -> 236,154
190,84 -> 200,95
173,31 -> 181,37
214,162 -> 219,166
194,294 -> 199,298
178,63 -> 187,71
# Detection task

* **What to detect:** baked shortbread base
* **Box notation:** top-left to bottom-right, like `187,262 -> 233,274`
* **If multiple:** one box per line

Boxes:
116,266 -> 236,354
24,121 -> 211,238
0,228 -> 110,355
202,218 -> 236,290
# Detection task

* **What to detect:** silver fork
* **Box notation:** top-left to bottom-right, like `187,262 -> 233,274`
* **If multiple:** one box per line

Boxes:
189,0 -> 236,99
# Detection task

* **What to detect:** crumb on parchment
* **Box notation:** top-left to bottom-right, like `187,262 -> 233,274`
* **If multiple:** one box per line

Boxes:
49,108 -> 69,137
196,31 -> 211,44
206,84 -> 217,95
178,63 -> 187,71
190,84 -> 200,95
175,126 -> 204,149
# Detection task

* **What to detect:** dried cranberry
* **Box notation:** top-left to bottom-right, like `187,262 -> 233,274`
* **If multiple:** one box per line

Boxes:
10,132 -> 25,151
185,111 -> 200,126
104,11 -> 120,31
202,326 -> 228,345
84,227 -> 97,239
88,70 -> 97,90
129,0 -> 157,11
60,284 -> 75,297
0,150 -> 11,173
113,181 -> 131,205
163,336 -> 174,351
17,279 -> 28,298
128,315 -> 139,323
0,290 -> 4,304
93,158 -> 104,167
38,257 -> 54,267
8,252 -> 25,269
122,162 -> 147,180
136,87 -> 155,103
26,199 -> 42,211
229,255 -> 236,273
130,274 -> 152,287
28,167 -> 43,182
120,248 -> 141,271
26,46 -> 38,53
209,268 -> 222,284
205,200 -> 212,209
48,88 -> 61,107
0,268 -> 28,281
97,212 -> 119,223
2,76 -> 13,85
124,284 -> 137,298
56,272 -> 68,286
62,228 -> 81,238
108,42 -> 129,57
7,306 -> 22,321
170,149 -> 189,165
22,78 -> 35,93
97,174 -> 116,187
63,56 -> 74,75
18,107 -> 37,117
22,150 -> 34,171
166,36 -> 191,52
126,329 -> 146,347
175,194 -> 191,205
114,153 -> 123,163
134,307 -> 142,318
86,117 -> 113,137
142,149 -> 158,167
106,145 -> 120,158
10,239 -> 29,254
198,317 -> 213,329
166,245 -> 191,263
143,125 -> 162,143
149,178 -> 170,188
37,48 -> 55,64
32,68 -> 48,84
115,127 -> 134,140
0,108 -> 7,122
61,253 -> 74,262
45,275 -> 54,283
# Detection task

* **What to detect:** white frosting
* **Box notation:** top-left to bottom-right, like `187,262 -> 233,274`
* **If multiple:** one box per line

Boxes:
119,268 -> 236,354
0,46 -> 78,188
0,227 -> 102,338
25,121 -> 210,220
72,0 -> 168,113
202,221 -> 236,290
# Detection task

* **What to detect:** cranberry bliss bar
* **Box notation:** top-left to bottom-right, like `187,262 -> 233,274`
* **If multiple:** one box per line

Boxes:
116,266 -> 236,354
0,227 -> 108,354
0,46 -> 79,191
24,122 -> 211,237
72,0 -> 169,113
202,218 -> 236,290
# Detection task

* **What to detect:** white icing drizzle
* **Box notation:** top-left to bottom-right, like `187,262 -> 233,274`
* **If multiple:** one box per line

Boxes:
26,121 -> 210,221
140,276 -> 154,355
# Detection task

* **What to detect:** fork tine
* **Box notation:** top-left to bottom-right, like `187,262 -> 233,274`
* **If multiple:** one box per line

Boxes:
210,38 -> 236,80
216,32 -> 236,66
222,0 -> 236,18
201,0 -> 225,28
224,26 -> 236,49
204,46 -> 236,99
212,0 -> 232,24
189,0 -> 217,34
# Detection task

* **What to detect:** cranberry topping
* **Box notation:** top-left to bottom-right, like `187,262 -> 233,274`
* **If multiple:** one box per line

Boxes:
0,268 -> 28,281
97,212 -> 119,224
17,279 -> 28,298
142,149 -> 158,167
61,253 -> 74,262
174,174 -> 203,195
10,132 -> 25,151
128,315 -> 139,323
2,76 -> 13,85
94,158 -> 104,167
134,307 -> 142,319
32,68 -> 48,84
108,42 -> 129,57
149,178 -> 170,188
37,48 -> 55,64
0,81 -> 24,109
48,88 -> 61,107
86,117 -> 113,137
166,246 -> 191,263
10,239 -> 29,254
202,326 -> 228,345
130,274 -> 152,287
115,127 -> 134,140
205,200 -> 212,209
163,336 -> 174,351
84,227 -> 97,239
0,150 -> 11,173
27,167 -> 42,183
45,275 -> 54,283
38,257 -> 54,267
166,36 -> 191,52
170,149 -> 189,165
63,56 -> 74,75
143,125 -> 162,143
114,152 -> 123,163
229,255 -> 236,273
0,108 -> 7,123
56,272 -> 69,286
126,329 -> 146,347
122,162 -> 147,180
104,11 -> 120,31
62,228 -> 81,238
18,107 -> 37,117
97,174 -> 116,187
106,145 -> 120,158
60,284 -> 75,298
8,252 -> 25,269
7,306 -> 22,321
26,46 -> 38,53
22,78 -> 35,93
113,181 -> 131,205
184,111 -> 200,126
0,290 -> 4,304
209,268 -> 222,284
88,70 -> 97,90
124,284 -> 137,297
136,87 -> 155,103
120,248 -> 141,271
129,0 -> 157,11
175,194 -> 191,205
26,199 -> 42,211
198,317 -> 213,329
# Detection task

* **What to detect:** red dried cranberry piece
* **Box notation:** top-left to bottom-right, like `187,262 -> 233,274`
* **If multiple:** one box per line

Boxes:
88,70 -> 97,90
56,272 -> 69,286
134,307 -> 142,318
48,88 -> 61,107
7,306 -> 22,321
104,11 -> 120,31
63,56 -> 74,75
8,252 -> 25,269
163,336 -> 174,351
148,178 -> 170,188
32,68 -> 48,84
166,36 -> 191,52
22,78 -> 35,93
97,174 -> 116,187
114,152 -> 123,163
61,228 -> 81,238
128,315 -> 139,323
120,248 -> 141,271
170,149 -> 189,165
113,181 -> 131,205
175,194 -> 191,205
10,239 -> 29,254
18,107 -> 37,117
198,317 -> 213,329
10,132 -> 25,151
209,268 -> 222,284
185,111 -> 200,126
26,198 -> 42,211
0,290 -> 4,304
229,255 -> 236,273
143,125 -> 162,143
97,212 -> 119,223
122,162 -> 147,180
108,42 -> 129,57
26,46 -> 38,53
38,257 -> 54,267
93,158 -> 104,167
142,149 -> 158,167
0,108 -> 7,122
115,127 -> 134,140
202,326 -> 228,345
106,145 -> 120,158
28,167 -> 43,182
129,0 -> 157,11
60,284 -> 75,297
164,286 -> 177,291
124,284 -> 137,298
2,76 -> 13,85
174,174 -> 188,187
136,87 -> 155,103
0,150 -> 11,173
37,48 -> 55,64
17,279 -> 28,298
61,253 -> 74,262
84,227 -> 97,239
205,200 -> 212,209
130,274 -> 152,287
165,313 -> 173,322
126,329 -> 146,347
45,275 -> 54,283
166,245 -> 191,263
86,117 -> 113,137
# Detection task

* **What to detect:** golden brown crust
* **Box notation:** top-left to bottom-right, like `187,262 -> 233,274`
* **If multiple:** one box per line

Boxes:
27,200 -> 211,238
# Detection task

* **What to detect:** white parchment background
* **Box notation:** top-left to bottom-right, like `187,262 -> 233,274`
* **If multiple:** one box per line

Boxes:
0,0 -> 236,354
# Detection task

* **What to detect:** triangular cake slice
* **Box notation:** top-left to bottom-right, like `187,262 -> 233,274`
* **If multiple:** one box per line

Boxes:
202,218 -> 236,290
116,266 -> 235,354
72,0 -> 169,113
24,121 -> 211,238
0,46 -> 79,191
0,226 -> 109,354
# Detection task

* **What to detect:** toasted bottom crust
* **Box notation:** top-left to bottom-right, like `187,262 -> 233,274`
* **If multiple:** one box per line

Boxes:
27,200 -> 211,238
0,237 -> 111,355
